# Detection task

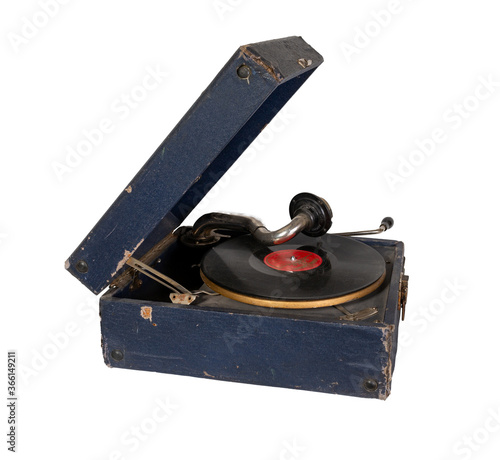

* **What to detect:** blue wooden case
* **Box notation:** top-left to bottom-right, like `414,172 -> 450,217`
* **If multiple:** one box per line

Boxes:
101,236 -> 404,399
66,37 -> 406,399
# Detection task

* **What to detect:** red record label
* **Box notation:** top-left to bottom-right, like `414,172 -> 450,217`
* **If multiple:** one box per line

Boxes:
263,249 -> 323,272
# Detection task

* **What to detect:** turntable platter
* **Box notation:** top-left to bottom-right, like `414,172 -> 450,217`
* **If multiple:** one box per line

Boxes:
200,233 -> 386,309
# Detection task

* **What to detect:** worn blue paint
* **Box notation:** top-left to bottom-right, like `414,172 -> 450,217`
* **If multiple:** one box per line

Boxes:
66,36 -> 324,294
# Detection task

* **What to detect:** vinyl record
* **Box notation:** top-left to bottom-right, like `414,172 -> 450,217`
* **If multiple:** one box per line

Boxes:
200,233 -> 386,308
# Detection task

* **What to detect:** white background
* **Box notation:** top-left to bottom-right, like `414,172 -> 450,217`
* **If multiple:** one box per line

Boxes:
2,1 -> 500,459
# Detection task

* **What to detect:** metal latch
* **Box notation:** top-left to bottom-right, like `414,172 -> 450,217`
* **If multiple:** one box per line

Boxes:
399,274 -> 409,320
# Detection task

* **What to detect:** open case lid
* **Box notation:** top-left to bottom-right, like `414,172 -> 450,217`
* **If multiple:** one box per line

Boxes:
66,36 -> 324,294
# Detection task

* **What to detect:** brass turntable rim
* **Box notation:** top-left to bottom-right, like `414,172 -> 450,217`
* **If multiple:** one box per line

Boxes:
200,270 -> 386,309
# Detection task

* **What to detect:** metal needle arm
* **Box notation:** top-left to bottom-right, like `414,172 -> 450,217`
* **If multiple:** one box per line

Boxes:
180,192 -> 333,247
333,217 -> 394,237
